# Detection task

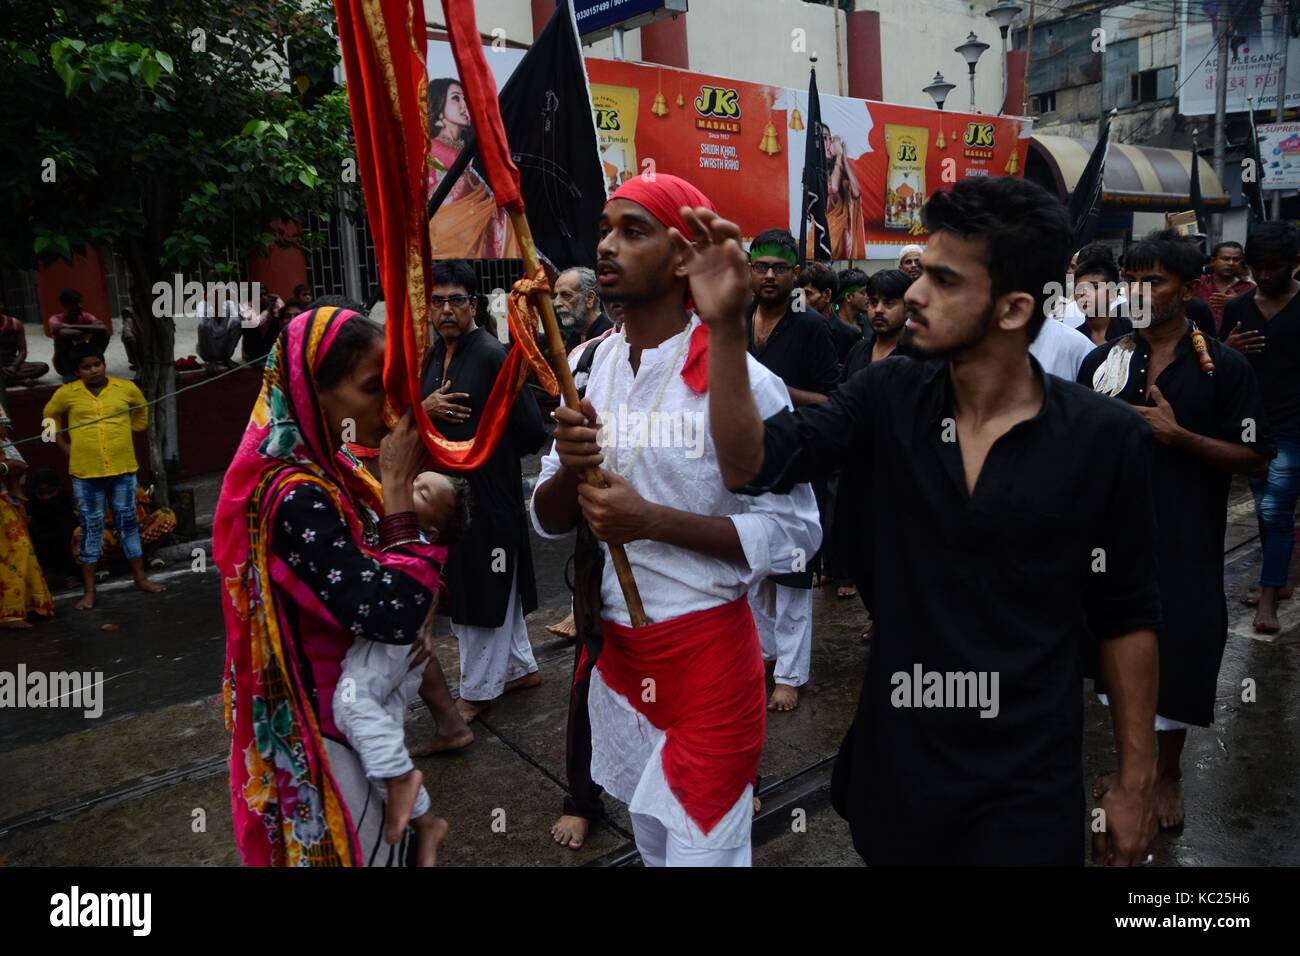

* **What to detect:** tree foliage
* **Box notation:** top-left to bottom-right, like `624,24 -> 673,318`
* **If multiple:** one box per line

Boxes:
1,0 -> 355,279
0,0 -> 359,502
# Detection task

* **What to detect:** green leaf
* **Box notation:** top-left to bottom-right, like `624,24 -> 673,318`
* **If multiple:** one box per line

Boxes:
155,50 -> 174,74
141,57 -> 161,88
67,38 -> 86,53
241,119 -> 269,137
297,169 -> 316,186
33,235 -> 51,256
272,123 -> 288,140
18,49 -> 38,66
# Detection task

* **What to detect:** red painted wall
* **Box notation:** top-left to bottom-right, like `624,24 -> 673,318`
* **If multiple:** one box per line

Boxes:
845,10 -> 883,101
1005,49 -> 1028,117
36,247 -> 114,337
247,221 -> 309,302
531,0 -> 555,39
641,14 -> 689,69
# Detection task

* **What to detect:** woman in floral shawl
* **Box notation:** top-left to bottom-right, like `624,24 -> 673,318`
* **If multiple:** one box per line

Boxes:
215,306 -> 444,866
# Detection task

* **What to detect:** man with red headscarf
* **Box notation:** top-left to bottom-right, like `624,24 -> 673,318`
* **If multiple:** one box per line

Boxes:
531,174 -> 821,865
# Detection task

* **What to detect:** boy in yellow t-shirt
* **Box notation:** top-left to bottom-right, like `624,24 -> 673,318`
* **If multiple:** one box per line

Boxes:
42,345 -> 167,610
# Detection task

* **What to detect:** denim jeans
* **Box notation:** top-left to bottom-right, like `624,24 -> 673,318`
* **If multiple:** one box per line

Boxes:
1249,431 -> 1300,588
72,473 -> 142,565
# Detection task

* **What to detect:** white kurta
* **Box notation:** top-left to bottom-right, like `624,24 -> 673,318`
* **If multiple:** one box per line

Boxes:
529,316 -> 821,853
1029,313 -> 1094,381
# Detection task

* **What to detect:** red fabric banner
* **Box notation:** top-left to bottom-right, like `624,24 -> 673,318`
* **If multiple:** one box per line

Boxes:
440,0 -> 523,213
335,0 -> 553,472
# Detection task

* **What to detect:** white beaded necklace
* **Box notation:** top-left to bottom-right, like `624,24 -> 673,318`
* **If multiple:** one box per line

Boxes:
599,320 -> 693,480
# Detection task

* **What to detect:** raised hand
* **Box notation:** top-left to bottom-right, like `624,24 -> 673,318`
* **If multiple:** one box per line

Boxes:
667,206 -> 751,332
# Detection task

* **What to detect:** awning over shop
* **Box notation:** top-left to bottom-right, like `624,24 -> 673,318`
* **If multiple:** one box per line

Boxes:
1028,134 -> 1230,212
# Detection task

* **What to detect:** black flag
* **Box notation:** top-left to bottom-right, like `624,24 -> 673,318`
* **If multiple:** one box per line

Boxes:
1189,131 -> 1208,236
1244,98 -> 1267,222
799,66 -> 833,263
1069,109 -> 1113,248
433,1 -> 605,269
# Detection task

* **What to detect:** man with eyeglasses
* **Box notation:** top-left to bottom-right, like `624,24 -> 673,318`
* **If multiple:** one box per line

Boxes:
745,228 -> 839,713
418,259 -> 549,727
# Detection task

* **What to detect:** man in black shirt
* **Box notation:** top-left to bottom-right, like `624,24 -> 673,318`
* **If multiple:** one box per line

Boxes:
682,176 -> 1160,865
833,267 -> 871,344
801,262 -> 859,365
1072,250 -> 1133,347
418,260 -> 548,723
835,269 -> 917,628
745,228 -> 840,711
1080,230 -> 1270,830
1220,221 -> 1300,633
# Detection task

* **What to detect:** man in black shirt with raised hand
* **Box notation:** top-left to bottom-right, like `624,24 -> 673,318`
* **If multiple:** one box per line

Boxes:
679,176 -> 1160,865
1081,230 -> 1270,831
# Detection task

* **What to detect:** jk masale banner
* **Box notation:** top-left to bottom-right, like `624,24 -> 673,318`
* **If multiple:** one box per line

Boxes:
426,41 -> 1031,261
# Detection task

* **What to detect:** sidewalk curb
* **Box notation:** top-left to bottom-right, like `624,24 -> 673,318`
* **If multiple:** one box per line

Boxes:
152,537 -> 212,566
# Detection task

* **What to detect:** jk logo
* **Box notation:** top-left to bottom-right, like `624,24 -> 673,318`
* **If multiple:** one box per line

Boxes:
594,108 -> 621,131
897,143 -> 918,162
963,123 -> 995,149
694,86 -> 741,119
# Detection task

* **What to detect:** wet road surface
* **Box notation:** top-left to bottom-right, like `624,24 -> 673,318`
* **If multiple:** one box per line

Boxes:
1,478 -> 1296,867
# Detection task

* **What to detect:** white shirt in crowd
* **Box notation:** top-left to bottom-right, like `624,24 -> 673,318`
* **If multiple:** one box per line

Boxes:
529,315 -> 821,849
1030,311 -> 1095,382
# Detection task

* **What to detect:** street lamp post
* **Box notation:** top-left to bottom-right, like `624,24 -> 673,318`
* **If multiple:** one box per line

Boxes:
986,1 -> 1023,114
924,71 -> 957,111
955,31 -> 990,111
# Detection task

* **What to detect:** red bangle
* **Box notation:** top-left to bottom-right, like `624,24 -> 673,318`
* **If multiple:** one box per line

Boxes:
379,512 -> 420,550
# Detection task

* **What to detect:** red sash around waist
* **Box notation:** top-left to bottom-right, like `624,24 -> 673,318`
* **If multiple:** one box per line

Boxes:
597,595 -> 765,835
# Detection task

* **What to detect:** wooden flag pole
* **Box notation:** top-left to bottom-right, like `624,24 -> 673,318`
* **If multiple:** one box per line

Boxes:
508,209 -> 649,627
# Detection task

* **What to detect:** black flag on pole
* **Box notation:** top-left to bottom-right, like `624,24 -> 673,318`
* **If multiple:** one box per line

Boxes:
799,65 -> 833,263
1245,98 -> 1267,222
443,1 -> 605,269
1069,109 -> 1113,248
1189,131 -> 1208,236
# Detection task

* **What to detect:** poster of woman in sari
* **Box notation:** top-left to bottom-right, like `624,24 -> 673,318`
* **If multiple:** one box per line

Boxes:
822,123 -> 866,259
427,77 -> 521,259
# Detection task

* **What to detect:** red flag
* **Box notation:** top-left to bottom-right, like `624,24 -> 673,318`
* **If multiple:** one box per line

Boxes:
441,0 -> 523,213
335,0 -> 554,472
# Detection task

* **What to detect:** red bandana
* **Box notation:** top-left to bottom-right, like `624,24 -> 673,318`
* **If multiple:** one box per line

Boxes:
606,174 -> 716,394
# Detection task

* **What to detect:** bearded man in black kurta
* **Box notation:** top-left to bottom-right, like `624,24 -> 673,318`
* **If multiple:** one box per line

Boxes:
1080,230 -> 1271,830
420,260 -> 548,722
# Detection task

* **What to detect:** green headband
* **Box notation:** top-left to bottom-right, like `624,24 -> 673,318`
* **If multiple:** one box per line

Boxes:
834,283 -> 866,304
749,243 -> 798,265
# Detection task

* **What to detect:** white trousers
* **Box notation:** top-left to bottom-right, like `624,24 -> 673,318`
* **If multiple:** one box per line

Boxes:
630,812 -> 752,867
748,581 -> 812,688
1096,693 -> 1190,732
452,566 -> 538,701
334,639 -> 430,820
